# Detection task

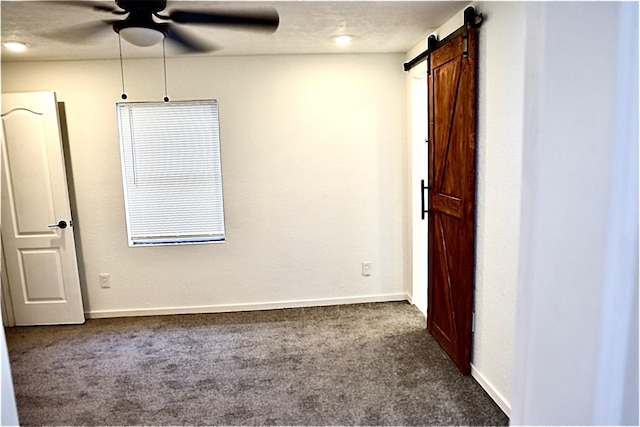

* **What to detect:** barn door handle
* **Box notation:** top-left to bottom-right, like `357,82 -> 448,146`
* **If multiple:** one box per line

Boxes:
48,220 -> 68,229
421,180 -> 430,220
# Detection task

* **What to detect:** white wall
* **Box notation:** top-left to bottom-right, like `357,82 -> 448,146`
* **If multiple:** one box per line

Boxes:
469,2 -> 524,415
1,325 -> 19,426
1,53 -> 408,317
412,2 -> 525,415
511,2 -> 638,425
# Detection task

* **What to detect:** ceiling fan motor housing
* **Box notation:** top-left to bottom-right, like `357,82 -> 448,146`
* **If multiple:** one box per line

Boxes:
112,0 -> 169,38
115,0 -> 167,14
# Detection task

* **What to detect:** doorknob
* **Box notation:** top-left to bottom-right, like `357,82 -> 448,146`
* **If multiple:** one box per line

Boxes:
48,220 -> 68,229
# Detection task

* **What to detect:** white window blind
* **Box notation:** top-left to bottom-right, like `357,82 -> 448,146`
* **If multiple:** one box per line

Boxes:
117,100 -> 225,246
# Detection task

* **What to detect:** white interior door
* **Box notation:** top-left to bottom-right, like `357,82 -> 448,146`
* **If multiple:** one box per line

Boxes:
1,91 -> 84,325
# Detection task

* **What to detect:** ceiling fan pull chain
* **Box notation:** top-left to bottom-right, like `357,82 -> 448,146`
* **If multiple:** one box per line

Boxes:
162,38 -> 170,102
118,34 -> 128,100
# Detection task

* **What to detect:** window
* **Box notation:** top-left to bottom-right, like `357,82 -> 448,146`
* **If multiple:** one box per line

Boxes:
117,100 -> 225,246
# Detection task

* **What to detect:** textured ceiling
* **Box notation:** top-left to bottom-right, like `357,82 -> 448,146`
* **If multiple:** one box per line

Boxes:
0,1 -> 466,61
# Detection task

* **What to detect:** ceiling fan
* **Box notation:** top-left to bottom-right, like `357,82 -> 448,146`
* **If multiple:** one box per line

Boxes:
58,0 -> 280,53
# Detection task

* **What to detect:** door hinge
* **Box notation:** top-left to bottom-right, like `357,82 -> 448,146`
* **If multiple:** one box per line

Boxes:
472,312 -> 476,332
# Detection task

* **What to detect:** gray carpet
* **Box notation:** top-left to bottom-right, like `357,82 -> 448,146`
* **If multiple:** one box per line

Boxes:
5,301 -> 508,426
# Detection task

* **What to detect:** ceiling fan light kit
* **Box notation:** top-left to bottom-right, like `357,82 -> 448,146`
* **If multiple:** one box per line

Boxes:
119,27 -> 165,47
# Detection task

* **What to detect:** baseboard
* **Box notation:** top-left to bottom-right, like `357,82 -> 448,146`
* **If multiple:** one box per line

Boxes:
85,293 -> 410,319
471,363 -> 511,418
406,293 -> 414,305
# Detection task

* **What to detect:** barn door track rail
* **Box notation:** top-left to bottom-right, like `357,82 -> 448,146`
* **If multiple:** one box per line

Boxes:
403,6 -> 483,73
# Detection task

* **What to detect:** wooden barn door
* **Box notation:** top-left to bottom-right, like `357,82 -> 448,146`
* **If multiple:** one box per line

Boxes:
427,27 -> 478,375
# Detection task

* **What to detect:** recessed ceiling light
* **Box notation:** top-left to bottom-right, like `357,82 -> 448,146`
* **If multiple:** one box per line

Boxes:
3,41 -> 27,52
332,35 -> 353,46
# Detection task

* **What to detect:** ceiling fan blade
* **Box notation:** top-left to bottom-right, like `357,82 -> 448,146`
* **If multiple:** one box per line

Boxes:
38,20 -> 119,43
169,8 -> 279,33
57,1 -> 124,14
165,25 -> 220,54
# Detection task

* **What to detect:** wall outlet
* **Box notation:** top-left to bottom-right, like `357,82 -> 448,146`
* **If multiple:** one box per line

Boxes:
99,274 -> 110,288
361,262 -> 372,277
